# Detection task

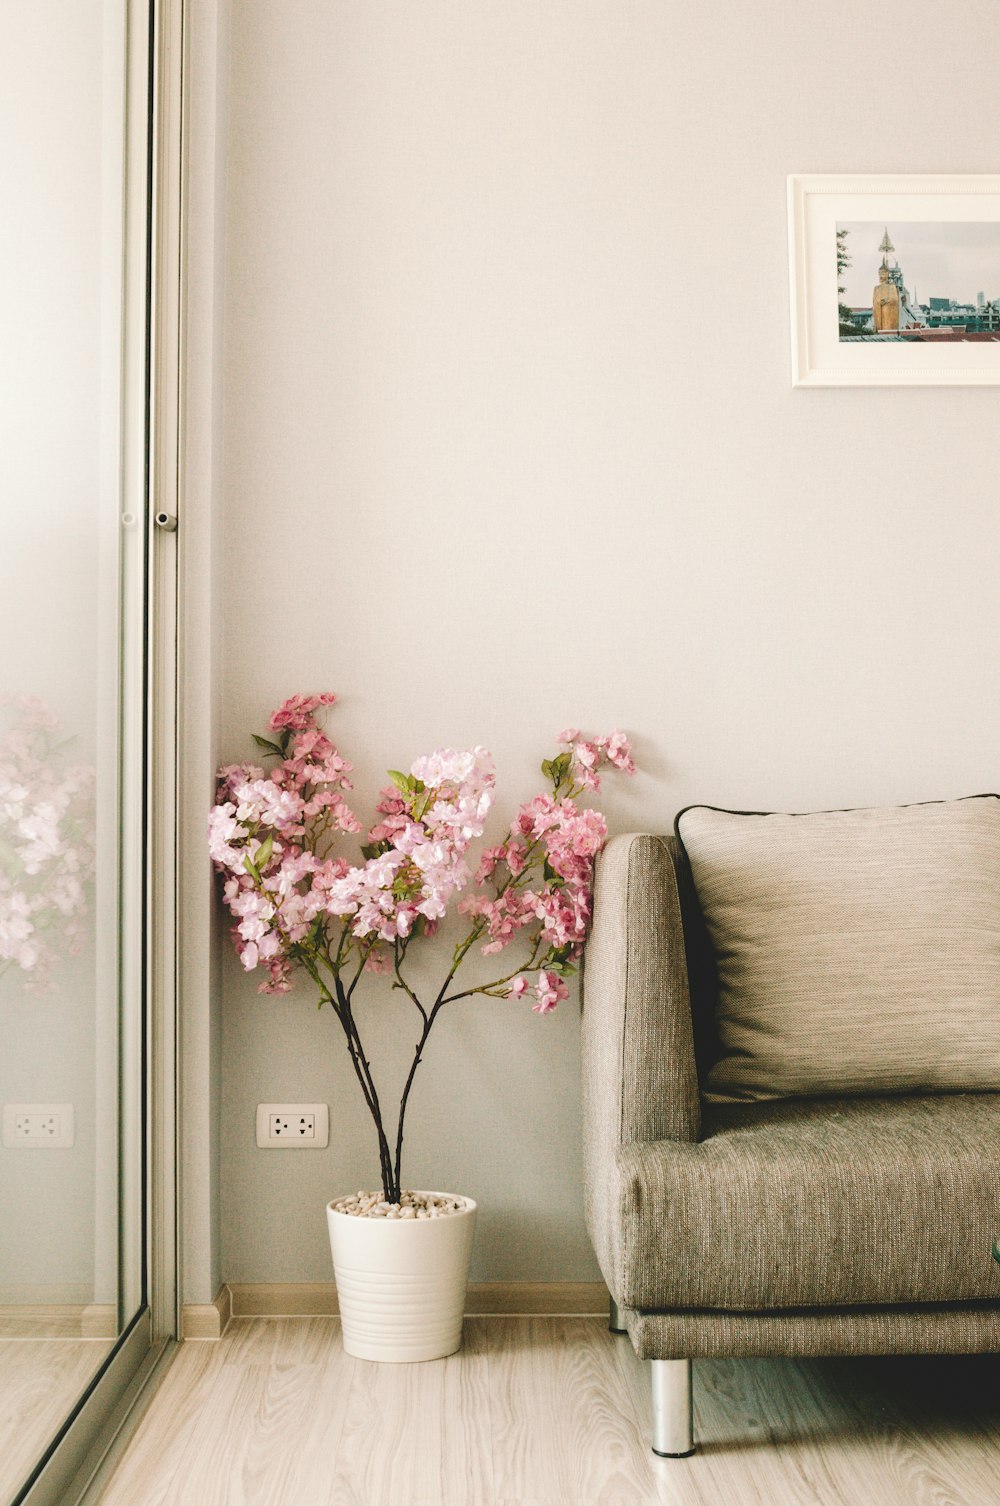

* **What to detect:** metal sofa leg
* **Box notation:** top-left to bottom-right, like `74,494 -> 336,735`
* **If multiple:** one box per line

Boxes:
609,1297 -> 626,1334
651,1358 -> 695,1457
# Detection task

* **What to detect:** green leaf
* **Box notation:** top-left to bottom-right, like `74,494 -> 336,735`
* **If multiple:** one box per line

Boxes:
252,734 -> 284,757
542,860 -> 559,885
388,769 -> 411,794
541,758 -> 553,780
243,854 -> 261,883
256,832 -> 274,869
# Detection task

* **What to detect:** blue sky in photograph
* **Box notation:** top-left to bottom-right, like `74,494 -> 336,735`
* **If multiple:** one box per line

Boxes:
838,221 -> 1000,307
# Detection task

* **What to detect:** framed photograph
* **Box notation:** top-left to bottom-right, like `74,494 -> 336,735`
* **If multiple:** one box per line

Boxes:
788,174 -> 1000,386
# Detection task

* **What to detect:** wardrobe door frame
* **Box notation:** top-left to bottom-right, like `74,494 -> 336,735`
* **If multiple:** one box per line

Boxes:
16,0 -> 183,1499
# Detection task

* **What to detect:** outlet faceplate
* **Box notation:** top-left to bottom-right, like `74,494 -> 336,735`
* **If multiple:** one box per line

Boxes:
255,1103 -> 329,1149
2,1103 -> 75,1149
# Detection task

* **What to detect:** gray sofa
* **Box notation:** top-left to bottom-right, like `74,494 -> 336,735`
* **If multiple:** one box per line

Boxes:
581,832 -> 1000,1456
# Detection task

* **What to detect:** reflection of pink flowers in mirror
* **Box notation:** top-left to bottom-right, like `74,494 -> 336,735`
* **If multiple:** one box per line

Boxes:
0,696 -> 95,991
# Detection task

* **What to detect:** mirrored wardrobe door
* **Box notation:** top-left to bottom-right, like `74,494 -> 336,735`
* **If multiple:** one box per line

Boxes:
0,2 -> 170,1502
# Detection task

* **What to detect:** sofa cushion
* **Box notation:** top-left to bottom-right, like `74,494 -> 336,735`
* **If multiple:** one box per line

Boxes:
615,1094 -> 1000,1311
675,796 -> 1000,1103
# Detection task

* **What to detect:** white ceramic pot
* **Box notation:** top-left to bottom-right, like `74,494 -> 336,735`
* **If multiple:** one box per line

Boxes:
326,1191 -> 477,1362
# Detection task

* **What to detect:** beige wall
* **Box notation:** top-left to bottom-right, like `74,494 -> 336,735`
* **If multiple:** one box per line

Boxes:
219,0 -> 1000,1282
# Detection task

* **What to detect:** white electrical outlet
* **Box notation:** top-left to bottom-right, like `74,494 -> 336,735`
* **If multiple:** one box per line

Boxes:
255,1103 -> 329,1149
2,1103 -> 75,1149
271,1111 -> 314,1140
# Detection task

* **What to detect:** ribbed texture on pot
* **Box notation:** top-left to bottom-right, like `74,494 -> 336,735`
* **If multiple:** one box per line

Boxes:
334,1267 -> 464,1360
327,1192 -> 477,1363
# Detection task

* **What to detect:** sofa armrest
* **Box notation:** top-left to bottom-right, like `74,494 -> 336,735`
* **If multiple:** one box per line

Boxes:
581,834 -> 700,1297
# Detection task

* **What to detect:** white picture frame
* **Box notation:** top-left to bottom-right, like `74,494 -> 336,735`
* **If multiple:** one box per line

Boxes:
787,174 -> 1000,386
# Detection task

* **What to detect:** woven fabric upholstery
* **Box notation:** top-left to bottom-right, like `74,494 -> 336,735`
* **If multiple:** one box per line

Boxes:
676,796 -> 1000,1104
623,1302 -> 1000,1360
615,1094 -> 1000,1311
581,834 -> 700,1298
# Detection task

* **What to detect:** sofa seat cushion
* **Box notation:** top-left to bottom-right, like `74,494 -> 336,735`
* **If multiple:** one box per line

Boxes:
675,796 -> 1000,1104
616,1094 -> 1000,1311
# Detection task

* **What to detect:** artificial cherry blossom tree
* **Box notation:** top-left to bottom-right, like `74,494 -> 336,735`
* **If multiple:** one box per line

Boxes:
209,694 -> 634,1203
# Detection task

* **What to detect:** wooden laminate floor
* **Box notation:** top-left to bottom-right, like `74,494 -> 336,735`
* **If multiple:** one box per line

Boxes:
96,1317 -> 1000,1506
0,1338 -> 112,1503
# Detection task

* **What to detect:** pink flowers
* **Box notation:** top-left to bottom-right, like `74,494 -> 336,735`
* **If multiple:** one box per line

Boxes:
534,970 -> 570,1014
0,697 -> 95,990
556,728 -> 636,788
269,692 -> 338,732
209,702 -> 634,1007
503,971 -> 570,1013
209,696 -> 636,1201
321,746 -> 497,948
460,785 -> 609,1004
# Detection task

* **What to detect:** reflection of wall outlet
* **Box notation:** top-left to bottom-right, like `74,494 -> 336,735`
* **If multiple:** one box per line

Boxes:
3,1103 -> 75,1149
255,1103 -> 329,1149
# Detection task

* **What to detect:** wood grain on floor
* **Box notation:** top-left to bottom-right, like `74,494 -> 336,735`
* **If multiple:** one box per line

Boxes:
95,1317 -> 1000,1506
0,1338 -> 112,1503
